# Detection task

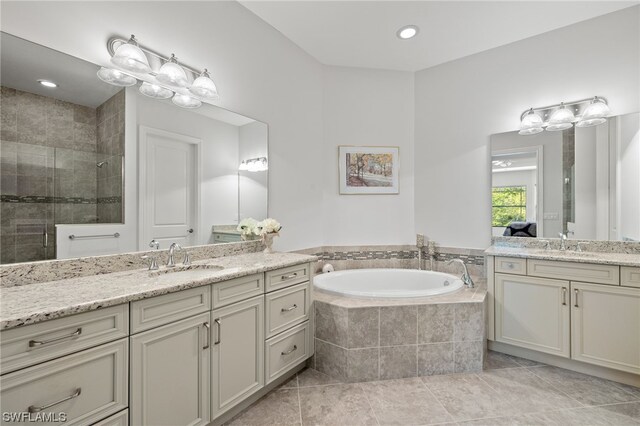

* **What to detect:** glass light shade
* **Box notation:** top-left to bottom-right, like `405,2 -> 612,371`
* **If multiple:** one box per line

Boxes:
139,82 -> 173,99
576,97 -> 610,127
156,55 -> 189,88
97,67 -> 137,87
189,69 -> 219,99
546,103 -> 575,131
172,93 -> 201,109
238,161 -> 248,171
110,38 -> 151,74
519,109 -> 544,135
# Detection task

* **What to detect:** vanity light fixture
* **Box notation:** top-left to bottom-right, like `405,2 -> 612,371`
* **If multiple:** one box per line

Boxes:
37,79 -> 58,88
98,34 -> 220,109
239,157 -> 268,172
397,25 -> 419,40
518,96 -> 610,135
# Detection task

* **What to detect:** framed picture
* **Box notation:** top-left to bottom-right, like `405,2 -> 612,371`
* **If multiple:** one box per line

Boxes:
338,146 -> 399,194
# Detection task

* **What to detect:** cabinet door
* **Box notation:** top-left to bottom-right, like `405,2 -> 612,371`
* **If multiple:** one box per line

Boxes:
130,312 -> 210,426
571,282 -> 640,374
211,295 -> 264,419
495,273 -> 570,357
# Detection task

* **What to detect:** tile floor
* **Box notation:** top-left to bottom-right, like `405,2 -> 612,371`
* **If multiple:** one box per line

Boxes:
226,351 -> 640,425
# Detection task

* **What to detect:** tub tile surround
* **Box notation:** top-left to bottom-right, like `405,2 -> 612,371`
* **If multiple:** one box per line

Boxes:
227,352 -> 640,425
0,249 -> 315,330
313,288 -> 486,382
0,239 -> 265,287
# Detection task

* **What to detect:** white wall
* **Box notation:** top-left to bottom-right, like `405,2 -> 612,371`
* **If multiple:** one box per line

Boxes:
239,121 -> 269,221
2,1 -> 325,252
618,113 -> 640,241
321,66 -> 415,245
415,6 -> 640,249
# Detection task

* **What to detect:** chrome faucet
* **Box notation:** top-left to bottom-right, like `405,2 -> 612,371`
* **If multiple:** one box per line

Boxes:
167,242 -> 182,267
446,258 -> 474,288
416,234 -> 425,271
558,233 -> 567,251
142,240 -> 161,270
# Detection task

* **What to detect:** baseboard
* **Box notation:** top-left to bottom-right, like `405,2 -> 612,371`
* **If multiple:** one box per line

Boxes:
209,360 -> 307,426
489,340 -> 640,387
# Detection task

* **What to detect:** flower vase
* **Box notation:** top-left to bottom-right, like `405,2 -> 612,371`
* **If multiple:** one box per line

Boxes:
262,232 -> 279,254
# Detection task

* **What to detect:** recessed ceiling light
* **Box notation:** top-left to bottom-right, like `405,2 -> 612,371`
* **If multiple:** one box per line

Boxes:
397,25 -> 419,40
38,79 -> 58,88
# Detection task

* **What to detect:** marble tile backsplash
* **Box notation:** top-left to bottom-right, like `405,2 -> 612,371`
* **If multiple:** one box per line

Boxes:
492,236 -> 640,254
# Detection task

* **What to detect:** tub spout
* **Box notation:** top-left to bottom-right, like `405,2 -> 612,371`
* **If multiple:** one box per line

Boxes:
446,258 -> 474,288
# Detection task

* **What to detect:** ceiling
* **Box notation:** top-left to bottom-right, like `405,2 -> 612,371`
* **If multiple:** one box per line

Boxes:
240,1 -> 638,72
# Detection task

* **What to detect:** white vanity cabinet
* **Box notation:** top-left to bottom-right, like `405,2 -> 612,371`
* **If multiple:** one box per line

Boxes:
489,254 -> 640,377
130,312 -> 211,426
571,282 -> 640,374
211,295 -> 264,419
495,273 -> 570,357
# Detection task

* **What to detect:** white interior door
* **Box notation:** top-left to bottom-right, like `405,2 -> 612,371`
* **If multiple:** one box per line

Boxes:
140,127 -> 200,249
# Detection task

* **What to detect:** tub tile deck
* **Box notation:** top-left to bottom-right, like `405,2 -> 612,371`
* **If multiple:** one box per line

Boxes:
226,351 -> 640,426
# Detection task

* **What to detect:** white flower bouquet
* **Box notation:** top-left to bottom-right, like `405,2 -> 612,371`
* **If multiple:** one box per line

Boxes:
237,218 -> 259,240
256,218 -> 282,236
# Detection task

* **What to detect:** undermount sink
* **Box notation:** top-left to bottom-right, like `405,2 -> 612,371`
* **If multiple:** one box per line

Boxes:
149,264 -> 224,277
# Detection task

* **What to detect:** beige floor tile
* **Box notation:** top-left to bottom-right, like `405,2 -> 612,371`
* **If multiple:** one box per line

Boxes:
527,366 -> 640,406
298,368 -> 343,387
226,388 -> 301,426
299,383 -> 377,425
360,377 -> 454,425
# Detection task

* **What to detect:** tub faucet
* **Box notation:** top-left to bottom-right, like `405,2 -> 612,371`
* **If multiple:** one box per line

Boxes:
416,234 -> 425,270
446,258 -> 474,288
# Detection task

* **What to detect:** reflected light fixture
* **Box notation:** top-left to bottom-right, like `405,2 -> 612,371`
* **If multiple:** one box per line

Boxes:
172,93 -> 201,109
97,67 -> 137,87
239,157 -> 268,172
99,34 -> 221,109
139,82 -> 173,99
397,25 -> 419,39
518,96 -> 610,136
110,35 -> 151,74
37,79 -> 58,88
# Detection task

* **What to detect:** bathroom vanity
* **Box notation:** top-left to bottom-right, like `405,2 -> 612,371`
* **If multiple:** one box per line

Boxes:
0,252 -> 314,426
486,245 -> 640,383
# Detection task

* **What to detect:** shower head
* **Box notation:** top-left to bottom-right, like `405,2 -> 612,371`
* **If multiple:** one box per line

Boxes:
96,161 -> 108,168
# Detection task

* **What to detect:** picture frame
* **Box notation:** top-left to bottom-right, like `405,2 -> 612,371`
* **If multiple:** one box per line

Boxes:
338,146 -> 399,194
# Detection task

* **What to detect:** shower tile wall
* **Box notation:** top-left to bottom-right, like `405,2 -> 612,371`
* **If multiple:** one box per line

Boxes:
96,90 -> 124,224
0,86 -> 124,264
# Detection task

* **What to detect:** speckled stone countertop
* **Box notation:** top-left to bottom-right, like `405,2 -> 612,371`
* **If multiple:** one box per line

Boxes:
485,246 -> 640,267
0,252 -> 316,331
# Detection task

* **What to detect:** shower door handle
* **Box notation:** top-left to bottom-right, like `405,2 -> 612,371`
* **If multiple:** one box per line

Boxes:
42,230 -> 48,248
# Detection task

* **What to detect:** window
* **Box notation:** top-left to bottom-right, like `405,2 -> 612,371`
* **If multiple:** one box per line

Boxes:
492,186 -> 526,227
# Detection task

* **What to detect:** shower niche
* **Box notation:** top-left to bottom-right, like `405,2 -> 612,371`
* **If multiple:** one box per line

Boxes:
0,33 -> 125,263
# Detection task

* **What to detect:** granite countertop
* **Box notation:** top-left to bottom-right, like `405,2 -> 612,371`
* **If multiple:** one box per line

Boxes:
485,246 -> 640,267
0,252 -> 316,331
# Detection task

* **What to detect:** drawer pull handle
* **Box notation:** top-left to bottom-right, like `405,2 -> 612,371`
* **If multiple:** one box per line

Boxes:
281,304 -> 298,313
281,345 -> 297,356
562,287 -> 567,306
281,273 -> 298,280
29,328 -> 82,347
203,322 -> 210,350
28,388 -> 81,413
574,289 -> 579,308
214,319 -> 221,345
506,263 -> 514,269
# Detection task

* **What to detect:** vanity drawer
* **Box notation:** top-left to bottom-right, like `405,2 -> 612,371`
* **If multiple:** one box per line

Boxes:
527,259 -> 619,286
0,339 -> 128,426
265,263 -> 311,292
92,409 -> 128,426
1,305 -> 128,375
621,267 -> 640,288
265,321 -> 310,384
130,286 -> 211,334
212,273 -> 264,309
265,282 -> 310,338
494,257 -> 527,275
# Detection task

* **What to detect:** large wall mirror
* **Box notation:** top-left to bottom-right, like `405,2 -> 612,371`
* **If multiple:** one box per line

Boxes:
0,32 -> 268,264
490,112 -> 639,242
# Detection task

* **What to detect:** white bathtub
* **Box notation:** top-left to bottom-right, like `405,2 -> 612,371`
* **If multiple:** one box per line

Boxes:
313,269 -> 464,298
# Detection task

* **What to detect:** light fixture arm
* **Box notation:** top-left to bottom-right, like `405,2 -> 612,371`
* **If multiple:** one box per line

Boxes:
106,35 -> 203,83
